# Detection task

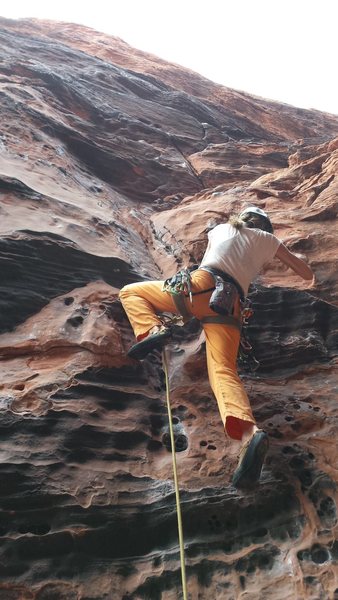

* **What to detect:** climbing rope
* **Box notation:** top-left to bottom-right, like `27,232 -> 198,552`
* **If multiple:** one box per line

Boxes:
162,348 -> 188,600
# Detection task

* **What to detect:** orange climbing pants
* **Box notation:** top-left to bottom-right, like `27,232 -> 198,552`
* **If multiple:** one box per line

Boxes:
119,269 -> 256,440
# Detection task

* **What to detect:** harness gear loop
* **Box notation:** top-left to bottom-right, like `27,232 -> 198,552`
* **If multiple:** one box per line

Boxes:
162,348 -> 188,600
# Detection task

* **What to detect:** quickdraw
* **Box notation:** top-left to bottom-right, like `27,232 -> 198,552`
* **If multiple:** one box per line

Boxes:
238,300 -> 260,372
163,267 -> 194,304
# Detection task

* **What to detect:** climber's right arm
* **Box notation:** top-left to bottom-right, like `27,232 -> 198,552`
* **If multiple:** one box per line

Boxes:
275,243 -> 315,284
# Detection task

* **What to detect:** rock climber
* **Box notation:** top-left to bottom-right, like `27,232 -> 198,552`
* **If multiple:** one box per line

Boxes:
119,206 -> 315,488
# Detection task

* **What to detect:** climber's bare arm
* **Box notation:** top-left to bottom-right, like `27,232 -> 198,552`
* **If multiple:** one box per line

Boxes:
275,243 -> 315,285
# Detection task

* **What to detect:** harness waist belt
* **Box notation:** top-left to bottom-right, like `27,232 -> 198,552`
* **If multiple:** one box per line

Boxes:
199,266 -> 245,301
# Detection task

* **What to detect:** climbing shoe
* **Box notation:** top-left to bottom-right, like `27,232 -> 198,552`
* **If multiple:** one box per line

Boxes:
127,326 -> 172,360
232,430 -> 269,489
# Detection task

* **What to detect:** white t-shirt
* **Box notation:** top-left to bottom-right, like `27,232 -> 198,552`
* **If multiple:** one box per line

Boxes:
200,223 -> 281,295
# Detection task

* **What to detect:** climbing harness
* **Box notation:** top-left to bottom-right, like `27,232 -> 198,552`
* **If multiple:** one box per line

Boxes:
162,348 -> 188,600
163,266 -> 243,329
163,266 -> 259,371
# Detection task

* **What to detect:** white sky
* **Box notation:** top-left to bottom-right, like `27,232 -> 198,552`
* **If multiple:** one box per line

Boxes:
1,0 -> 337,115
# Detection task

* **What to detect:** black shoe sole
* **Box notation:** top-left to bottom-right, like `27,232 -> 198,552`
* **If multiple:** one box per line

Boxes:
127,329 -> 172,360
232,431 -> 269,489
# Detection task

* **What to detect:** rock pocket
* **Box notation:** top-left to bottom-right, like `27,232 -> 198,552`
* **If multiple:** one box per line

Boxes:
161,417 -> 188,452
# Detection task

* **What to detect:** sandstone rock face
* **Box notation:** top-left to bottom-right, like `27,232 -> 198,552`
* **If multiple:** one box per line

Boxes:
0,17 -> 338,600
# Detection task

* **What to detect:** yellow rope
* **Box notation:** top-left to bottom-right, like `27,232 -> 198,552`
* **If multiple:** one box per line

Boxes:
162,348 -> 188,600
